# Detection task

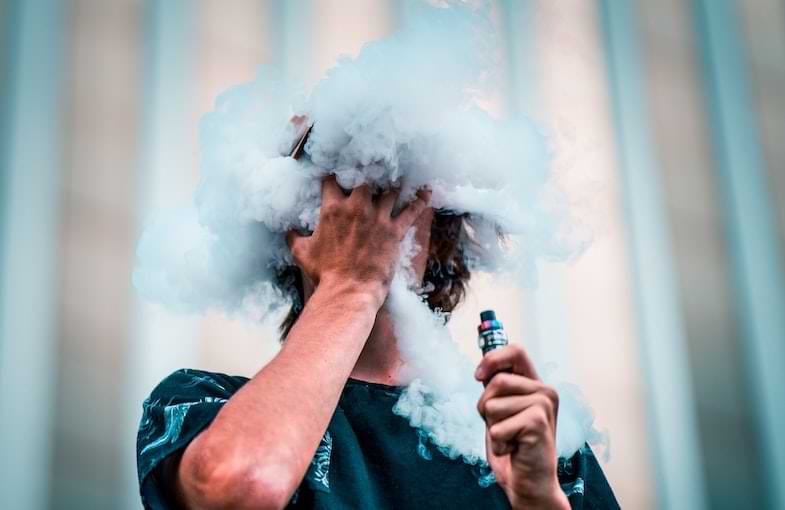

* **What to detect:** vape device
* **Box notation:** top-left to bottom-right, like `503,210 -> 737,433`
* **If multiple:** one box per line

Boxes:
289,119 -> 313,160
477,309 -> 508,355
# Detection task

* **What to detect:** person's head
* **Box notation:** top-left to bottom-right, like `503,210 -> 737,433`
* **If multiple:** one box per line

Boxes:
275,206 -> 474,340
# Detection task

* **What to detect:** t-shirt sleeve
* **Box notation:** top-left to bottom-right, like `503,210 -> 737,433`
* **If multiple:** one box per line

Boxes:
558,446 -> 621,510
136,368 -> 247,510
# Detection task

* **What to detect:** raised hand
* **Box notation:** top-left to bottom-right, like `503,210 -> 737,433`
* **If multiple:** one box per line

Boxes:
475,345 -> 570,510
287,176 -> 431,300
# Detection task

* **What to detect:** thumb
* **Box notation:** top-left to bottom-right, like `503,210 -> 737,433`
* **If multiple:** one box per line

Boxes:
285,229 -> 308,261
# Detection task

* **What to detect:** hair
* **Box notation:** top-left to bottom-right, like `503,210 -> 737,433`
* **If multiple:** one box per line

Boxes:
275,211 -> 474,341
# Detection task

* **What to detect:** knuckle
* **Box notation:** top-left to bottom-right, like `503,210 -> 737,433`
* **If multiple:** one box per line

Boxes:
482,350 -> 501,367
530,379 -> 546,393
392,213 -> 411,230
321,203 -> 339,218
520,432 -> 539,448
489,345 -> 508,358
543,385 -> 559,406
484,398 -> 500,416
486,373 -> 507,393
488,423 -> 504,442
508,344 -> 525,357
530,407 -> 549,431
534,394 -> 553,418
497,372 -> 518,388
384,220 -> 400,235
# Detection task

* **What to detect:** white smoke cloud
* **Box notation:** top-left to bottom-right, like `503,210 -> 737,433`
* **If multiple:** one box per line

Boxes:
389,228 -> 604,464
134,0 -> 601,466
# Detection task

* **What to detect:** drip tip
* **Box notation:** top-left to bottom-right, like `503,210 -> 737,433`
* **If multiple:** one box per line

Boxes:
480,310 -> 496,322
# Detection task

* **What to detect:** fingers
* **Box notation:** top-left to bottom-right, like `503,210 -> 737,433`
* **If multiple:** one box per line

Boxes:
476,372 -> 546,417
376,187 -> 400,218
348,183 -> 372,206
480,394 -> 546,426
476,372 -> 560,457
393,188 -> 432,229
290,115 -> 309,130
320,178 -> 428,224
321,175 -> 344,206
488,405 -> 553,454
285,230 -> 308,262
475,344 -> 540,383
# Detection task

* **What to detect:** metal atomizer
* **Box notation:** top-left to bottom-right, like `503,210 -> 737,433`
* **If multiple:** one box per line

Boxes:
289,117 -> 313,160
477,309 -> 509,355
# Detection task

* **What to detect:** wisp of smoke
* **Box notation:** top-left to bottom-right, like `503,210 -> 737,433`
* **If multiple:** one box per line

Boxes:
134,0 -> 602,469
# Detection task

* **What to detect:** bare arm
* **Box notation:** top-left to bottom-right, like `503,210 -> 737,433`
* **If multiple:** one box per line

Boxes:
174,280 -> 383,509
166,177 -> 430,510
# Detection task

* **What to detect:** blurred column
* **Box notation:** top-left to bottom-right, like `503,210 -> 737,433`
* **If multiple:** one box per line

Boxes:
271,0 -> 317,86
498,0 -> 539,115
0,0 -> 11,258
638,1 -> 768,507
599,1 -> 708,509
0,1 -> 65,509
123,1 -> 198,508
272,0 -> 395,89
737,0 -> 785,251
694,0 -> 785,507
52,1 -> 142,507
513,2 -> 655,508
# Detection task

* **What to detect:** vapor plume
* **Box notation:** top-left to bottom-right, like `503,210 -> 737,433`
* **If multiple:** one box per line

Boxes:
134,0 -> 601,467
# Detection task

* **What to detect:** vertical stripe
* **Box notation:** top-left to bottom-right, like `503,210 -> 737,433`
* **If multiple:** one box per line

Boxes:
735,0 -> 785,249
599,1 -> 708,509
53,1 -> 142,506
0,0 -> 65,508
271,0 -> 316,85
524,3 -> 654,506
637,0 -> 766,506
123,1 -> 198,507
498,0 -> 539,116
0,0 -> 15,275
694,0 -> 785,507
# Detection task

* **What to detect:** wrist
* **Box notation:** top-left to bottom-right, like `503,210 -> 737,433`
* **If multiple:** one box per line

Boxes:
316,274 -> 388,310
508,482 -> 569,510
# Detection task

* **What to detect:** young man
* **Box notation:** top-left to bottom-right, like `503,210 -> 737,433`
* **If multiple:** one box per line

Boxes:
136,176 -> 619,509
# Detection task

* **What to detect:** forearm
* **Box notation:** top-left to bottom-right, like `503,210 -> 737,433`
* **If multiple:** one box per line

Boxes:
508,487 -> 570,510
178,279 -> 384,509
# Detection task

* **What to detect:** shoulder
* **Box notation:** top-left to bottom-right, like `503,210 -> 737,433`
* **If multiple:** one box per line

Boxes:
136,369 -> 250,507
137,368 -> 249,468
147,368 -> 249,404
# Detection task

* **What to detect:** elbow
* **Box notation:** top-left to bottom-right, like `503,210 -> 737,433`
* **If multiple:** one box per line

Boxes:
180,443 -> 296,510
211,463 -> 295,510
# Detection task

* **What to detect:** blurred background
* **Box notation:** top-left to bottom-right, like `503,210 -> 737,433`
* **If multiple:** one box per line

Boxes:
1,0 -> 783,509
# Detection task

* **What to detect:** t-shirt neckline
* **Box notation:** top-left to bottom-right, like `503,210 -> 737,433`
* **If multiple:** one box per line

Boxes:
346,377 -> 406,393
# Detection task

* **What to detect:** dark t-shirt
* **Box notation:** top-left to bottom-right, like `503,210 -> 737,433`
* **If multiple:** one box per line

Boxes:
136,369 -> 620,509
